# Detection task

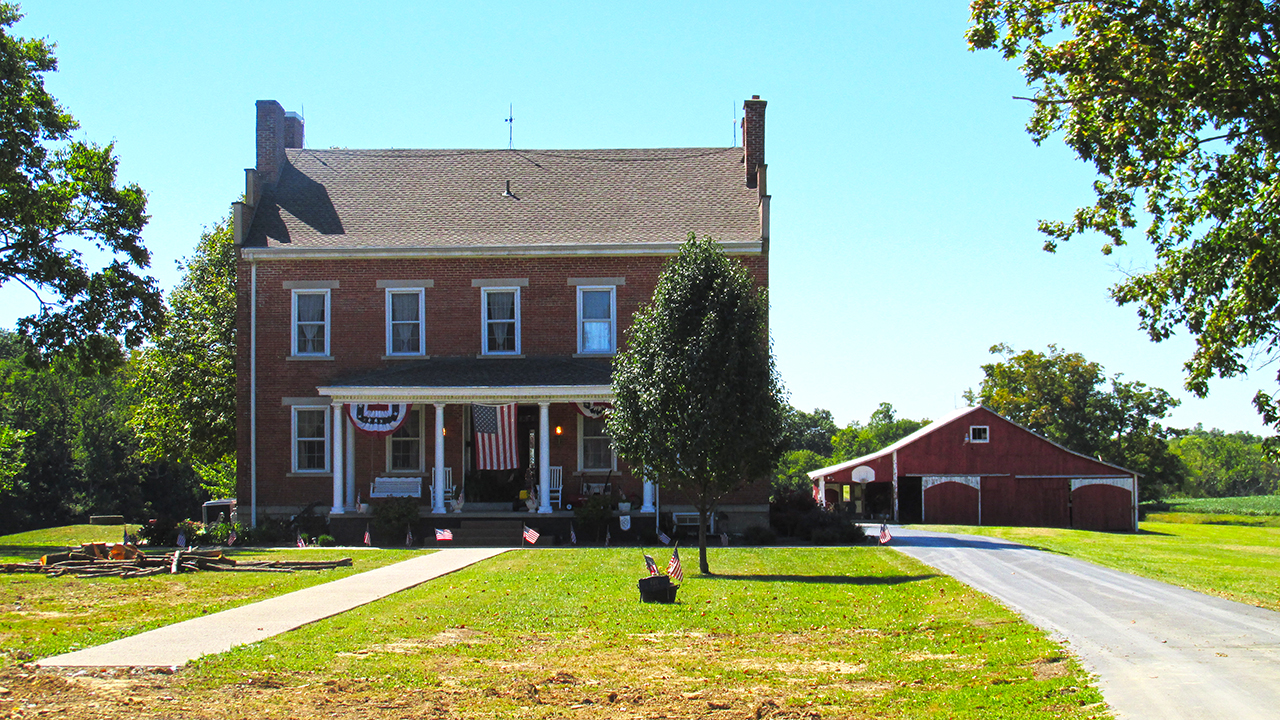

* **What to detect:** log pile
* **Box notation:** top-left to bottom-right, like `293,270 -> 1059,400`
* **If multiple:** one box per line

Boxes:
0,544 -> 353,579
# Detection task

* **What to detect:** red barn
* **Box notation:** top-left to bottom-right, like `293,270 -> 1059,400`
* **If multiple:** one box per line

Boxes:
807,406 -> 1138,531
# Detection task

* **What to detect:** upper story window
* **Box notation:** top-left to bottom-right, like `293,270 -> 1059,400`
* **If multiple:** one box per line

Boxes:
482,287 -> 520,355
387,289 -> 425,355
969,425 -> 990,443
388,407 -> 423,472
578,287 -> 616,354
580,415 -> 616,472
292,290 -> 330,356
292,406 -> 330,472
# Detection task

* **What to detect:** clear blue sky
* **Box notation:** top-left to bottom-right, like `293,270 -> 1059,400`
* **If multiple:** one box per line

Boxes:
5,0 -> 1269,434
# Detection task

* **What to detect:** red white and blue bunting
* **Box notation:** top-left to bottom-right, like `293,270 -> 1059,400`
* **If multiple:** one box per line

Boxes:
574,402 -> 611,419
346,403 -> 411,437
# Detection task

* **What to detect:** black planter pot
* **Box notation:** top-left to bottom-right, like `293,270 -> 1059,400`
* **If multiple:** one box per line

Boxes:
637,575 -> 679,603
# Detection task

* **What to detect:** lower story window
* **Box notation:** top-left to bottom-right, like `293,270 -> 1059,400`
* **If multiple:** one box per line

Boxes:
389,408 -> 423,471
580,416 -> 615,471
293,407 -> 329,472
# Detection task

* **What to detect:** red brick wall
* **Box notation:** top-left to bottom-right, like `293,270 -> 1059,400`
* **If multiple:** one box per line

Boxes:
236,252 -> 770,515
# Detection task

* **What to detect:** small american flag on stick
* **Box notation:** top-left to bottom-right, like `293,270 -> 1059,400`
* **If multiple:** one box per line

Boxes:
667,544 -> 684,585
643,554 -> 660,576
523,525 -> 540,545
436,528 -> 453,541
363,524 -> 371,546
879,524 -> 892,545
658,530 -> 671,545
569,522 -> 577,545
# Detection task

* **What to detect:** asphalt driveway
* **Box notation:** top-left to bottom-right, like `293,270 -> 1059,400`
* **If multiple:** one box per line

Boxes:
889,526 -> 1280,720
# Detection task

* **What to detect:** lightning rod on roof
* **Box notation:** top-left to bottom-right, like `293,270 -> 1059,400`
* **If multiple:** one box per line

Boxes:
506,104 -> 514,150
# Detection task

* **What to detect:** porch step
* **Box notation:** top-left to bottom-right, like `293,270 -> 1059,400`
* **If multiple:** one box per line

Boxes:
441,519 -> 534,547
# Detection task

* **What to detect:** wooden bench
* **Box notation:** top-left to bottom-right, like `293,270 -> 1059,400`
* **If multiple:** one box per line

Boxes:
672,512 -> 713,533
370,477 -> 422,498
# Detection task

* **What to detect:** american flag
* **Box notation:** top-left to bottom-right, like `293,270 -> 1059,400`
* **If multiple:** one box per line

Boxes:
667,545 -> 683,584
406,524 -> 415,547
227,529 -> 237,546
473,403 -> 519,470
122,528 -> 130,545
569,522 -> 577,545
879,524 -> 892,545
720,532 -> 729,547
296,531 -> 305,548
605,527 -> 611,546
658,530 -> 671,545
523,525 -> 540,544
177,530 -> 186,548
435,528 -> 453,541
363,524 -> 371,546
643,554 -> 660,576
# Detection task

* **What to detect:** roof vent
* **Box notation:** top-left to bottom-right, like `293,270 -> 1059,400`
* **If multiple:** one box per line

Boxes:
502,180 -> 519,200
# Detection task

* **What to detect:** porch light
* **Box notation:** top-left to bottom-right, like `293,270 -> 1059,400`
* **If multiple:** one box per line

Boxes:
555,425 -> 563,435
441,427 -> 446,436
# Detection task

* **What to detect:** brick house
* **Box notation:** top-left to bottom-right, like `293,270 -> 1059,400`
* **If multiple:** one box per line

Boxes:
234,98 -> 772,540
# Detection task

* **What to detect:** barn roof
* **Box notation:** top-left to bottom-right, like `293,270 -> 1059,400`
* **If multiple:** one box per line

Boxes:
241,146 -> 764,251
807,406 -> 1136,481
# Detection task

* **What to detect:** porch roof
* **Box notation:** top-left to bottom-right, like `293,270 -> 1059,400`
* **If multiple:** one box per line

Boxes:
316,356 -> 613,403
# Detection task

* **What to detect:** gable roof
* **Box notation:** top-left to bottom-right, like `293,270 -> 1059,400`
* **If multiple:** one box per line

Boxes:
807,406 -> 1136,480
241,147 -> 763,253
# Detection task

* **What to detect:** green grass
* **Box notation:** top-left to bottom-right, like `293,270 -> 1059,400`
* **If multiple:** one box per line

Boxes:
164,548 -> 1109,719
1144,511 -> 1280,527
0,530 -> 425,666
919,522 -> 1280,611
1154,495 -> 1280,516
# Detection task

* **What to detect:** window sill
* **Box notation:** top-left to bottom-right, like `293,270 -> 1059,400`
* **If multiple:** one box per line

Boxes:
382,470 -> 426,476
287,355 -> 335,362
381,354 -> 430,361
573,352 -> 615,358
287,472 -> 332,478
475,353 -> 526,359
575,469 -> 618,476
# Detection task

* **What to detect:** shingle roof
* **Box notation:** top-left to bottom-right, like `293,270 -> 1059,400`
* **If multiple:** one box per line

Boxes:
326,356 -> 613,389
242,147 -> 761,250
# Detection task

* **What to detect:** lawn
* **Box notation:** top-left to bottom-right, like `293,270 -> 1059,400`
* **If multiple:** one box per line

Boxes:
0,526 -> 421,667
60,547 -> 1117,720
918,522 -> 1280,611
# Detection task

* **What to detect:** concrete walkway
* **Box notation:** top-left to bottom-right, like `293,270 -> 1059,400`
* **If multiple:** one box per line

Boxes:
889,526 -> 1280,720
37,548 -> 508,668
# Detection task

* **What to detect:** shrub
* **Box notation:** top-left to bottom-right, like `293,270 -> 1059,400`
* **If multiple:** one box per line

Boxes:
316,534 -> 336,547
742,525 -> 777,546
372,497 -> 419,544
573,495 -> 611,543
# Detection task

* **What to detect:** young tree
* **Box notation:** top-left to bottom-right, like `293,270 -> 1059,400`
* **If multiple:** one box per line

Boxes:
610,234 -> 786,574
832,402 -> 928,462
130,215 -> 236,485
968,2 -> 1280,438
0,4 -> 161,369
966,344 -> 1187,500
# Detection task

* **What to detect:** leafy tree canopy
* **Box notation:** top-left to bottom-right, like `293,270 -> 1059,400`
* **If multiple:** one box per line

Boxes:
965,343 -> 1186,500
0,3 -> 161,368
781,406 -> 839,456
609,234 -> 786,574
832,402 -> 928,462
772,448 -> 831,501
130,215 -> 236,482
969,1 -> 1280,435
1169,425 -> 1280,497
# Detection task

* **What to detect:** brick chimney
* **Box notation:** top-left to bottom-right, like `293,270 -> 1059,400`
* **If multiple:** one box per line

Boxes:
742,96 -> 766,189
256,100 -> 304,185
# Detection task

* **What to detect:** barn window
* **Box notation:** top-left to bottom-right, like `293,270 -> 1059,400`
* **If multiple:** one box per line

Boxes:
969,426 -> 989,443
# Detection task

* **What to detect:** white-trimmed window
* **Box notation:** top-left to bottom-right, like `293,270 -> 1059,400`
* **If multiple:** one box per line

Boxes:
386,289 -> 425,355
577,286 -> 616,354
292,290 -> 330,356
292,406 -> 330,472
387,407 -> 424,472
482,287 -> 520,354
969,425 -> 990,443
579,415 -> 616,472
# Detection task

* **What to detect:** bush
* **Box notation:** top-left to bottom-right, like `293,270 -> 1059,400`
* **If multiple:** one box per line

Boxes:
316,534 -> 336,547
742,525 -> 777,546
770,489 -> 819,539
372,497 -> 419,544
573,495 -> 611,543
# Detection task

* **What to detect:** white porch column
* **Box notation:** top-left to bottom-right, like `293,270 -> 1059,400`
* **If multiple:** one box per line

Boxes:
331,402 -> 345,515
537,402 -> 552,514
344,413 -> 356,509
433,403 -> 447,514
640,479 -> 655,513
818,478 -> 826,505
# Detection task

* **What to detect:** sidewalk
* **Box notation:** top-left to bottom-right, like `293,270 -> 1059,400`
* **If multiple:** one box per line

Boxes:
37,548 -> 509,668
